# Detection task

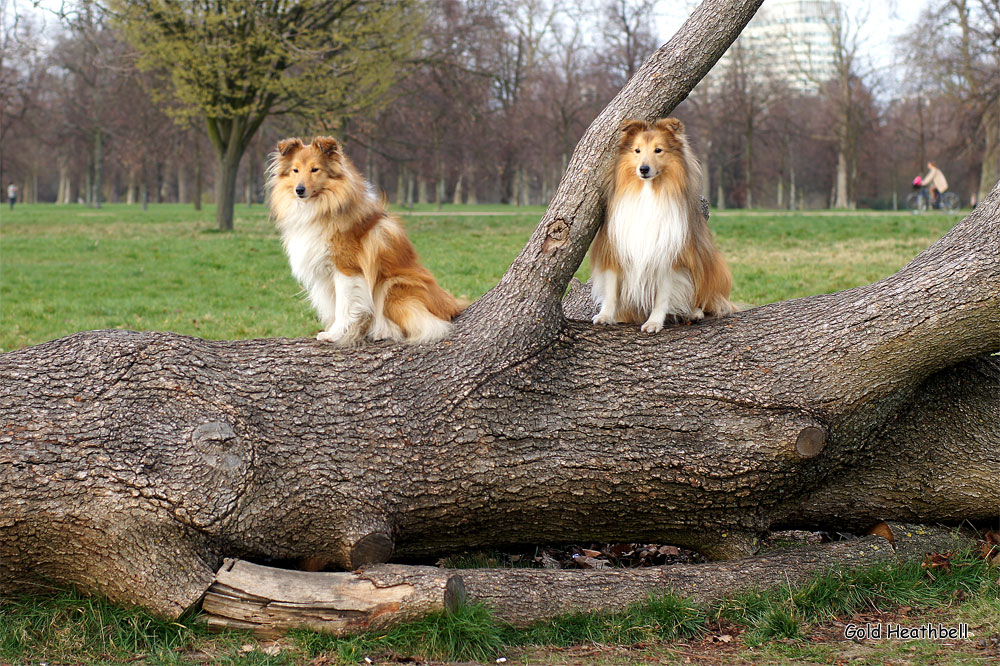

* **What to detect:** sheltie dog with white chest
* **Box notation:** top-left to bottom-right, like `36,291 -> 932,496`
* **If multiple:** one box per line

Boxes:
267,136 -> 461,345
590,118 -> 735,332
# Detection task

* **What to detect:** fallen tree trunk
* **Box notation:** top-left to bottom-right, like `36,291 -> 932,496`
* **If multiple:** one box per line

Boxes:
1,0 -> 998,621
201,523 -> 976,634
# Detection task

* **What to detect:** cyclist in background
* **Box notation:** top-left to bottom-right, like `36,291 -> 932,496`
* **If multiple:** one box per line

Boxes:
920,161 -> 949,209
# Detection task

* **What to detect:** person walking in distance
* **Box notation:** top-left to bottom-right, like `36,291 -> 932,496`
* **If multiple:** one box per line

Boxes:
7,182 -> 17,210
921,162 -> 949,209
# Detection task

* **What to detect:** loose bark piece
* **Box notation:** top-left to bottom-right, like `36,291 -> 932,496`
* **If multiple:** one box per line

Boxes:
202,560 -> 464,637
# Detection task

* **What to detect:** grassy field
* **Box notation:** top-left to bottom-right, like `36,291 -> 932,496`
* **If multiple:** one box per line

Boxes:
2,202 -> 991,666
0,202 -> 964,351
1,549 -> 996,665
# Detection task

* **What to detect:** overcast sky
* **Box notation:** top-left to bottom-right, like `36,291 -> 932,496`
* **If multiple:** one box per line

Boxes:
11,0 -> 926,93
656,0 -> 921,91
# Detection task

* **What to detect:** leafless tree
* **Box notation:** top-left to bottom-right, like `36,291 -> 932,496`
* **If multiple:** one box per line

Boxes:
904,0 -> 1000,203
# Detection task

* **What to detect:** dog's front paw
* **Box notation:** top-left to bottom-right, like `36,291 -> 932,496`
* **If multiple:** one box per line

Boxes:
640,318 -> 664,333
593,311 -> 617,325
316,329 -> 346,344
317,328 -> 361,346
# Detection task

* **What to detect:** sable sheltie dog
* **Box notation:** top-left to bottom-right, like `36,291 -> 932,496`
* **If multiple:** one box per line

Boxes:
590,118 -> 735,332
267,136 -> 461,345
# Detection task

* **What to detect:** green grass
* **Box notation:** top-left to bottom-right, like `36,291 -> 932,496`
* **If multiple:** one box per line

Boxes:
0,202 -> 963,352
3,550 -> 995,665
715,550 -> 1000,646
0,589 -> 198,664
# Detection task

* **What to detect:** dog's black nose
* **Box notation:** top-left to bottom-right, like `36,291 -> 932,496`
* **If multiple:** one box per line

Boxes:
639,165 -> 650,176
295,185 -> 306,197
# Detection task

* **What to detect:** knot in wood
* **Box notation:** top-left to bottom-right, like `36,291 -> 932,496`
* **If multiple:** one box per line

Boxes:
795,426 -> 827,458
191,421 -> 244,470
541,218 -> 570,254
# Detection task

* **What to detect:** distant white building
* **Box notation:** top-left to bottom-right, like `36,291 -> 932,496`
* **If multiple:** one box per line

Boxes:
748,0 -> 839,91
705,0 -> 841,94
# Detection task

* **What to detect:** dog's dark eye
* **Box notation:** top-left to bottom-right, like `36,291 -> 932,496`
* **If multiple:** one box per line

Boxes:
654,148 -> 662,153
311,168 -> 319,173
634,148 -> 640,153
292,168 -> 299,173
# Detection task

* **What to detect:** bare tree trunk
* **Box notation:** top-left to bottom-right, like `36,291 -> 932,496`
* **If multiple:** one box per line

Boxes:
700,149 -> 711,203
744,120 -> 753,209
452,172 -> 464,205
177,163 -> 187,204
465,164 -> 477,205
435,155 -> 445,212
216,151 -> 240,230
3,0 -> 998,625
84,163 -> 93,207
193,140 -> 203,211
834,149 -> 848,208
715,164 -> 725,210
245,148 -> 256,207
91,127 -> 103,209
57,160 -> 69,205
980,106 -> 1000,204
126,170 -> 136,205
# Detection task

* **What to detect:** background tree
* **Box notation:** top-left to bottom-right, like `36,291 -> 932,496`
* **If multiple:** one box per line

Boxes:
904,0 -> 1000,204
0,11 -> 52,201
598,0 -> 661,90
111,0 -> 422,230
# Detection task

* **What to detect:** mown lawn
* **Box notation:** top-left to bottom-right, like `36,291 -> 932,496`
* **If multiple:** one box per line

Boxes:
0,202 -> 964,351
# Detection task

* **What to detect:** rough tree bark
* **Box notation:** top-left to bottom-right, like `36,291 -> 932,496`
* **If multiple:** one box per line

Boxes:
1,0 -> 998,622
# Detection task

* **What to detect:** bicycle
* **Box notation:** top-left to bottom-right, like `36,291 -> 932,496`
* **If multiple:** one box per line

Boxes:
906,186 -> 960,213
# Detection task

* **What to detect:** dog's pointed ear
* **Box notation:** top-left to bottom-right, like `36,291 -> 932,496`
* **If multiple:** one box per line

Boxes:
277,138 -> 303,157
618,119 -> 647,147
654,118 -> 684,135
312,136 -> 340,158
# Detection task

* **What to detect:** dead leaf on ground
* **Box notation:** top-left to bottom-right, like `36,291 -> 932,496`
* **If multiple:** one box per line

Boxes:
922,551 -> 952,574
979,531 -> 1000,565
572,555 -> 609,569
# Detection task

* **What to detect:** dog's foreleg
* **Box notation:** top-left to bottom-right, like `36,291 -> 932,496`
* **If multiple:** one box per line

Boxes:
642,269 -> 694,333
317,270 -> 373,345
592,268 -> 620,325
641,289 -> 670,333
307,275 -> 338,331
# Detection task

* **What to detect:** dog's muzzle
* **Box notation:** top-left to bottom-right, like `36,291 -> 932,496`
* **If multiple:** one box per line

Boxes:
295,185 -> 306,198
